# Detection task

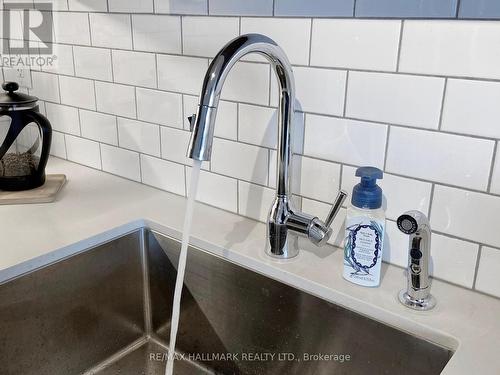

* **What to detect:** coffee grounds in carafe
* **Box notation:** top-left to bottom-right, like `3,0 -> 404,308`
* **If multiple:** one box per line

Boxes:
0,152 -> 39,177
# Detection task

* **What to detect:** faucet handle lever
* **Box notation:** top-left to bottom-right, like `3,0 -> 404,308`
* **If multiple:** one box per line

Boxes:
324,190 -> 348,228
188,114 -> 196,132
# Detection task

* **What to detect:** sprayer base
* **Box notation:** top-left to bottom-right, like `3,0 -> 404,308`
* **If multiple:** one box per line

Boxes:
398,290 -> 436,311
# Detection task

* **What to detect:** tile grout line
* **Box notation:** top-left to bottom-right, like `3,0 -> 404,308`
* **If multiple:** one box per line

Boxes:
395,20 -> 404,72
487,141 -> 498,193
437,78 -> 448,130
471,245 -> 482,290
427,183 -> 436,220
307,18 -> 313,66
382,125 -> 391,170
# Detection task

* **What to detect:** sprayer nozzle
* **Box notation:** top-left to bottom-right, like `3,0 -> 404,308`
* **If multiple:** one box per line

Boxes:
397,214 -> 418,235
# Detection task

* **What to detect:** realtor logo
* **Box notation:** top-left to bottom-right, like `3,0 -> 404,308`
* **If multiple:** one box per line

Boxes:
3,3 -> 53,55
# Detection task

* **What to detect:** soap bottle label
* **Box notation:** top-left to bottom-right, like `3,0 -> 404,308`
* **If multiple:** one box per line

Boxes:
343,217 -> 384,287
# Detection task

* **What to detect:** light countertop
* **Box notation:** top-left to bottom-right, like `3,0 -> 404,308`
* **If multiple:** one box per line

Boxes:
1,157 -> 499,374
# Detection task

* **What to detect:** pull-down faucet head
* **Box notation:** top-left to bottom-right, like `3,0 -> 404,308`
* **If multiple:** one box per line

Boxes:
187,34 -> 346,259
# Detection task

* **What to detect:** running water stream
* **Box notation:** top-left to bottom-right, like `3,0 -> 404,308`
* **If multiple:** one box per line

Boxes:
165,159 -> 202,375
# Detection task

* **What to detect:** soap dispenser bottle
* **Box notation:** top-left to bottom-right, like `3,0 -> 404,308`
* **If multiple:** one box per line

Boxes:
343,167 -> 385,287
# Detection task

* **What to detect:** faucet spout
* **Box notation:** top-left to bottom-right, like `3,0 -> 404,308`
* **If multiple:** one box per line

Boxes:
188,34 -> 346,259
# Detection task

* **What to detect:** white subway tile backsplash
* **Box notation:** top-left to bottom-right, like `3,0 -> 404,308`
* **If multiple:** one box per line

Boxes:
42,44 -> 74,76
68,0 -> 107,12
209,0 -> 273,16
489,148 -> 500,195
311,19 -> 401,71
154,0 -> 207,15
59,76 -> 96,110
132,15 -> 181,54
100,144 -> 141,181
383,221 -> 408,267
293,156 -> 341,203
240,18 -> 311,65
387,127 -> 494,191
89,14 -> 132,50
112,50 -> 157,88
50,131 -> 67,159
400,21 -> 500,79
45,103 -> 80,135
431,185 -> 500,247
271,67 -> 346,116
31,71 -> 60,103
53,12 -> 90,45
188,169 -> 238,212
183,17 -> 239,58
95,81 -> 136,118
140,154 -> 185,195
304,114 -> 387,168
117,118 -> 160,156
136,88 -> 182,127
238,180 -> 275,222
341,166 -> 432,220
476,247 -> 500,298
65,135 -> 101,169
157,55 -> 208,95
238,104 -> 277,149
183,95 -> 238,140
73,46 -> 113,81
346,72 -> 445,129
441,79 -> 500,138
160,126 -> 193,166
212,138 -> 268,185
80,110 -> 118,145
108,0 -> 153,13
221,62 -> 269,105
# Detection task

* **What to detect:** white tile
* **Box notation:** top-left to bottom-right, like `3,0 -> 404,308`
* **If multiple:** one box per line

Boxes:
137,88 -> 182,127
400,21 -> 500,80
73,46 -> 113,81
341,166 -> 432,221
54,12 -> 90,45
160,126 -> 203,167
157,55 -> 208,95
89,14 -> 132,50
240,18 -> 311,65
100,144 -> 141,181
271,67 -> 346,116
210,0 -> 272,16
346,72 -> 445,129
211,138 -> 268,185
42,44 -> 74,76
65,135 -> 101,169
108,0 -> 153,12
50,131 -> 67,159
293,156 -> 341,203
221,62 -> 269,106
45,103 -> 80,135
490,147 -> 500,195
155,0 -> 207,15
476,247 -> 500,298
183,95 -> 237,139
238,104 -> 277,149
386,127 -> 494,191
34,0 -> 68,10
183,16 -> 239,58
79,110 -> 118,145
311,19 -> 401,71
118,118 -> 160,157
95,81 -> 136,118
441,79 -> 500,138
140,154 -> 185,195
132,15 -> 181,54
59,76 -> 95,110
68,0 -> 107,11
301,198 -> 346,246
430,234 -> 479,288
112,50 -> 157,88
187,169 -> 238,212
238,180 -> 275,222
383,220 -> 408,267
31,71 -> 59,103
431,185 -> 500,247
304,114 -> 387,168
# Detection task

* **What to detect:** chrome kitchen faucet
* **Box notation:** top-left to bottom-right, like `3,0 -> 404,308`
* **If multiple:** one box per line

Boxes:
187,34 -> 347,259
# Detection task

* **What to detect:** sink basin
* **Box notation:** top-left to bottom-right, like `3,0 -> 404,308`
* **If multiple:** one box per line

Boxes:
0,229 -> 453,374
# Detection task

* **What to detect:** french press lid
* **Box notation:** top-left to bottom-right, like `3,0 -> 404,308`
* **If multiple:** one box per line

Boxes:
0,82 -> 38,109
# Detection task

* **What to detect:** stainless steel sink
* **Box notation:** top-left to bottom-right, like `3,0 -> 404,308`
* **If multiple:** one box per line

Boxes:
0,229 -> 453,374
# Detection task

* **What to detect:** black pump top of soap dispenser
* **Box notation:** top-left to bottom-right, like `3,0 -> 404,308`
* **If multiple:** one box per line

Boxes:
351,167 -> 383,209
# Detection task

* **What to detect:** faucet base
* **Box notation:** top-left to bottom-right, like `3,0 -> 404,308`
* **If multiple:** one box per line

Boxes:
398,290 -> 436,311
265,233 -> 299,259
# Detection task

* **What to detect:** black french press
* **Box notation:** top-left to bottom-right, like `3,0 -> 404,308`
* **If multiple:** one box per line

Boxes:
0,82 -> 52,191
